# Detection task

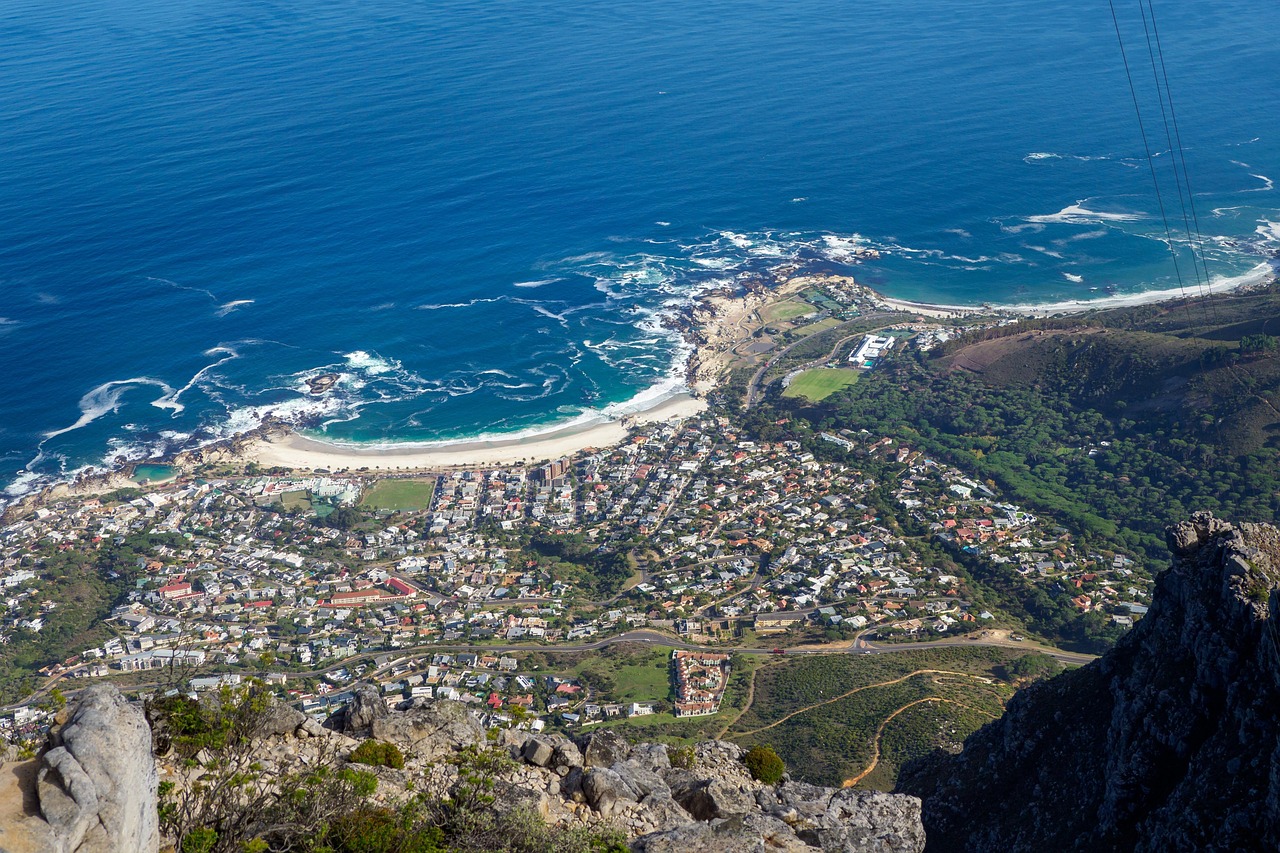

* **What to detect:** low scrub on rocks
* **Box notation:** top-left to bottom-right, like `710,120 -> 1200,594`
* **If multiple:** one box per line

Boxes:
349,739 -> 406,770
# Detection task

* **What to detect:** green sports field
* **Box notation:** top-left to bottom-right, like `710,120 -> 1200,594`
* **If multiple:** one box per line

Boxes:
782,368 -> 861,401
361,478 -> 436,511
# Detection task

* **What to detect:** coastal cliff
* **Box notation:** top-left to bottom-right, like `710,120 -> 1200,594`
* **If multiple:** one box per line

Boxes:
896,511 -> 1280,851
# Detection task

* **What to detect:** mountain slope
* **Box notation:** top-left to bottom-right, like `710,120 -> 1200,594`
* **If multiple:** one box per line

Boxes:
896,512 -> 1280,852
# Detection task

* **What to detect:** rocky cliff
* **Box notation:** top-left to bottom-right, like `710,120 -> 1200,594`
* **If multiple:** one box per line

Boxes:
897,511 -> 1280,852
0,684 -> 159,853
246,696 -> 926,853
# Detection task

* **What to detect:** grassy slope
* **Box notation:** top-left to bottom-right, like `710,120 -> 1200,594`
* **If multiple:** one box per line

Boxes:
723,647 -> 1030,789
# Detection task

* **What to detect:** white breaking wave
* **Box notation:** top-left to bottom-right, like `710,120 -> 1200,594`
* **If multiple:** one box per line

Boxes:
1062,272 -> 1084,283
1256,220 -> 1280,243
513,279 -> 557,288
159,346 -> 243,414
1027,202 -> 1145,225
216,299 -> 255,317
344,351 -> 397,374
42,378 -> 179,441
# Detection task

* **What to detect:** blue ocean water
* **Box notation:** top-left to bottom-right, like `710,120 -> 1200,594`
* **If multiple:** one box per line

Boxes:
2,0 -> 1279,500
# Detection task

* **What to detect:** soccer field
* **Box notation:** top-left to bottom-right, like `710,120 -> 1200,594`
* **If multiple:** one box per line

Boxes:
361,478 -> 436,511
781,368 -> 860,401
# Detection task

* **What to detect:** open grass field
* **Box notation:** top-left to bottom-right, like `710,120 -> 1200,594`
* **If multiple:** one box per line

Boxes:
568,643 -> 674,704
280,490 -> 312,512
762,300 -> 816,325
361,478 -> 436,512
782,368 -> 861,401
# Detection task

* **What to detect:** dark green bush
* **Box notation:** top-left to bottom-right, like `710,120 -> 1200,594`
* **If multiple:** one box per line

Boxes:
743,744 -> 786,784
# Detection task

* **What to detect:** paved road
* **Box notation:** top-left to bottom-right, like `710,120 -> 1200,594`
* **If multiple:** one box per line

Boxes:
7,626 -> 1097,712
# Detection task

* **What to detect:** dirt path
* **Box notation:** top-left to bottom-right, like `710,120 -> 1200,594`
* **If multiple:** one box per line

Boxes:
716,659 -> 771,738
730,669 -> 993,738
842,697 -> 998,788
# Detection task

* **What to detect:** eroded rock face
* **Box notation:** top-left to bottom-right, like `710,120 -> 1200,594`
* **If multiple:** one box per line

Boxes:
340,683 -> 390,734
369,698 -> 485,762
8,684 -> 160,853
898,512 -> 1280,852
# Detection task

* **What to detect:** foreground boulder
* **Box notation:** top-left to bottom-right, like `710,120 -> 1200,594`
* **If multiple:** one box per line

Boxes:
0,684 -> 159,853
898,512 -> 1280,851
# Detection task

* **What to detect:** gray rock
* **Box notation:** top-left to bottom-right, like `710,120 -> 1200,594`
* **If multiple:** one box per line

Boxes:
579,730 -> 631,768
612,759 -> 670,800
631,812 -> 811,852
522,736 -> 555,767
670,775 -> 755,821
551,740 -> 583,769
584,767 -> 639,816
369,699 -> 484,762
33,684 -> 159,853
342,683 -> 390,734
628,742 -> 671,772
298,716 -> 326,738
253,702 -> 308,738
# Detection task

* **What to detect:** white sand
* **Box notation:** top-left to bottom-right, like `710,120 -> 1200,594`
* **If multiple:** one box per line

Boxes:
877,260 -> 1276,319
875,297 -> 984,318
244,393 -> 707,471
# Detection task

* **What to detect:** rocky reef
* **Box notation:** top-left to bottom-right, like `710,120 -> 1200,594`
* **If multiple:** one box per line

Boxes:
897,511 -> 1280,851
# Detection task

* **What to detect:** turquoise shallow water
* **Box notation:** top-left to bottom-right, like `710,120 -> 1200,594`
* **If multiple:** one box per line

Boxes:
1,0 -> 1278,501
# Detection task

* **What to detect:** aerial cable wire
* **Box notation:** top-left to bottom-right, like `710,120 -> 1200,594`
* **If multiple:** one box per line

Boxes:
1136,0 -> 1209,313
1106,0 -> 1195,324
1142,0 -> 1219,319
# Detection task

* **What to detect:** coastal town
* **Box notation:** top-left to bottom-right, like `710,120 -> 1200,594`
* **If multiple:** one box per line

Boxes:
0,315 -> 1152,742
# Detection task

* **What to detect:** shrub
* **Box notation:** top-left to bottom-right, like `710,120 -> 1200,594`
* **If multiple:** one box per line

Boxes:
743,744 -> 786,784
669,745 -> 697,769
349,739 -> 406,770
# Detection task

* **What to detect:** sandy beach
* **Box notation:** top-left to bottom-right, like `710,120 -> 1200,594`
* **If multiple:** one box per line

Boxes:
875,260 -> 1276,319
245,392 -> 707,471
238,260 -> 1274,474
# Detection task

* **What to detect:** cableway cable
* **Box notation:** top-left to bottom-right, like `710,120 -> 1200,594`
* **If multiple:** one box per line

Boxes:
1107,0 -> 1196,323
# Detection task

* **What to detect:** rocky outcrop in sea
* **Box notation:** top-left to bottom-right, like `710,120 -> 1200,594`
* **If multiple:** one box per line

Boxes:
896,511 -> 1280,851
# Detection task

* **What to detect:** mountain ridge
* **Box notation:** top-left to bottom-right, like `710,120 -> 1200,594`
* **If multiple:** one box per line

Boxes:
896,511 -> 1280,851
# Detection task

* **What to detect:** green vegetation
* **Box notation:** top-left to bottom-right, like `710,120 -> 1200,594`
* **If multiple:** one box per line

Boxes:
1001,652 -> 1064,685
569,643 -> 672,704
726,648 -> 1021,788
526,532 -> 633,597
743,744 -> 786,784
782,368 -> 860,401
362,478 -> 437,512
151,692 -> 628,853
349,739 -> 406,769
669,745 -> 697,769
